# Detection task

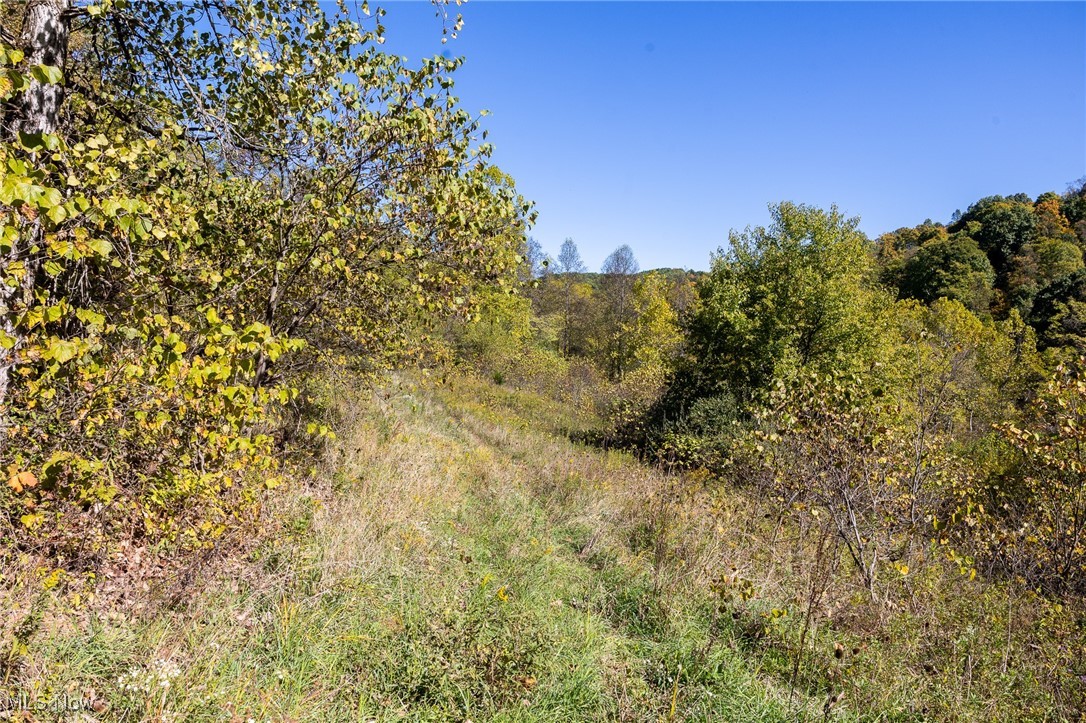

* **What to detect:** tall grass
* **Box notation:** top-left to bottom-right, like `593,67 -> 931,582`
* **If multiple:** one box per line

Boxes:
2,372 -> 1079,720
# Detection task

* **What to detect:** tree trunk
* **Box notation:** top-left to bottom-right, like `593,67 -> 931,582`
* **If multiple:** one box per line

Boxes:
0,0 -> 71,444
12,0 -> 71,136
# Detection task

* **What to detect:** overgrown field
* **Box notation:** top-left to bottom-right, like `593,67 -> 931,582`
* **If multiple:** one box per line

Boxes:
3,373 -> 1080,721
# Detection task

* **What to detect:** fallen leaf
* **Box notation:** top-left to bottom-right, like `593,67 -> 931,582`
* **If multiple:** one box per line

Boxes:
7,470 -> 38,493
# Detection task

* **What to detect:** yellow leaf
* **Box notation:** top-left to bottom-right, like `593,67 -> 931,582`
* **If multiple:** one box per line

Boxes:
20,512 -> 43,529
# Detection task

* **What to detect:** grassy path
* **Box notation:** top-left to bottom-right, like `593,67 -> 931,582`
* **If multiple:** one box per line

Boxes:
22,376 -> 817,721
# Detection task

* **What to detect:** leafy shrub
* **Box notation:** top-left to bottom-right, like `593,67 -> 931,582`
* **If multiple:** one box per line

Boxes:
0,1 -> 530,582
740,372 -> 962,593
988,360 -> 1086,594
685,393 -> 740,435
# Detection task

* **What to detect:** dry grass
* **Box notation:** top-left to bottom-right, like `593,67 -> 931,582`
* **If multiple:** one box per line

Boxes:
427,374 -> 1085,721
0,371 -> 1079,720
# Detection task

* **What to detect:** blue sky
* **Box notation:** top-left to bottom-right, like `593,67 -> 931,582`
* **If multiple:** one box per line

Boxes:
376,1 -> 1086,271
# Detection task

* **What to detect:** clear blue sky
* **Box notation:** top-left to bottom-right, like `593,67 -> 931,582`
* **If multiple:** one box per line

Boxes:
376,1 -> 1086,272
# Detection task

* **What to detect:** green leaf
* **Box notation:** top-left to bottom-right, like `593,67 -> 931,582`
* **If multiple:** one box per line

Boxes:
75,308 -> 106,328
47,338 -> 80,363
20,513 -> 43,530
16,131 -> 45,150
87,238 -> 113,257
14,130 -> 60,152
29,65 -> 63,85
1,48 -> 25,65
0,69 -> 28,96
37,187 -> 62,209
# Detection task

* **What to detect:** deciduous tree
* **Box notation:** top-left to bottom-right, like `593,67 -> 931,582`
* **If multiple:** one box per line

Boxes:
688,202 -> 892,398
599,244 -> 639,380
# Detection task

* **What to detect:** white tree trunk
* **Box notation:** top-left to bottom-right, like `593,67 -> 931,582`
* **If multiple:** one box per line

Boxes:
13,0 -> 71,135
0,0 -> 71,444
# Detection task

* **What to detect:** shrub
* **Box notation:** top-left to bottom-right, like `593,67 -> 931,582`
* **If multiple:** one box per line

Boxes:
990,360 -> 1086,594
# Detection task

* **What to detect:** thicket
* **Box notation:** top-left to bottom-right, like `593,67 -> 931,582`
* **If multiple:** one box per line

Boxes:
0,0 -> 530,587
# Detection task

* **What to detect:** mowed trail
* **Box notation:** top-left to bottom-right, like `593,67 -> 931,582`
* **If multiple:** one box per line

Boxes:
25,375 -> 810,721
287,375 -> 801,720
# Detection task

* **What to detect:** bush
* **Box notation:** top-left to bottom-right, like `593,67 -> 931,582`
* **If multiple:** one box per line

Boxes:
988,360 -> 1086,594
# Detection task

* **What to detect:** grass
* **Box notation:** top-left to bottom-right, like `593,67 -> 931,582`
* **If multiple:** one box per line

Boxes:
3,372 -> 1081,720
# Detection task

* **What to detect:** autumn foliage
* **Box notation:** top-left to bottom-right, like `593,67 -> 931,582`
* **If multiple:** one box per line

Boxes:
0,1 -> 530,575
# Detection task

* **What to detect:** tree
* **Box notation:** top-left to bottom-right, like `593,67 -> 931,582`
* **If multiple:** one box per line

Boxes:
599,244 -> 639,379
996,361 -> 1086,594
555,237 -> 586,276
1034,194 -> 1076,243
0,0 -> 70,421
875,222 -> 947,263
874,222 -> 947,291
627,271 -> 682,378
687,202 -> 892,399
601,243 -> 639,277
1034,237 -> 1083,280
3,0 -> 530,386
900,235 -> 995,314
1060,177 -> 1086,244
554,237 -> 585,356
5,0 -> 69,136
520,236 -> 550,282
457,287 -> 533,368
0,0 -> 532,559
1029,270 -> 1086,352
891,298 -> 1041,441
950,195 -> 1037,279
